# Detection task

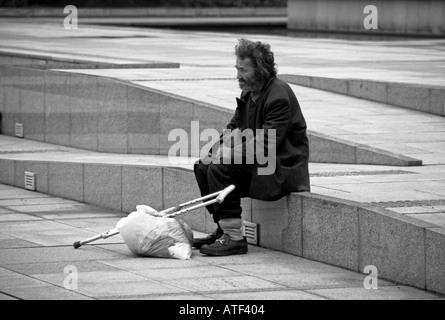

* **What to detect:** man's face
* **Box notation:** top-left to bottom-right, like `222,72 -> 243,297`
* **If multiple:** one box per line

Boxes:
236,56 -> 261,92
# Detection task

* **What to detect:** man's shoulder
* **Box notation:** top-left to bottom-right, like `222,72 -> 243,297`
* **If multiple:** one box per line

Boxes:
264,77 -> 295,101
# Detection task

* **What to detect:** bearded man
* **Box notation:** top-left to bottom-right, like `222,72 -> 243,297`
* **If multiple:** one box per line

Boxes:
193,39 -> 310,256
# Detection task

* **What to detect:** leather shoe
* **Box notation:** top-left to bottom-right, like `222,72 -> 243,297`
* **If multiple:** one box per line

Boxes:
192,228 -> 224,249
199,234 -> 248,256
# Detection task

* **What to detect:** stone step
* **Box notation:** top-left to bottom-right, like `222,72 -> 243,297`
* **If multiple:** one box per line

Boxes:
0,65 -> 424,166
0,48 -> 179,69
280,74 -> 445,117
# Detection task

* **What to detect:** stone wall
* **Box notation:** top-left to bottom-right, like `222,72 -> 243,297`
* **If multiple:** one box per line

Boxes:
0,6 -> 286,17
279,74 -> 445,117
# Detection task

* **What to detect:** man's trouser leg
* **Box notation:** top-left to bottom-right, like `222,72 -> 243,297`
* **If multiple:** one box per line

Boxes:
194,160 -> 252,222
193,160 -> 252,254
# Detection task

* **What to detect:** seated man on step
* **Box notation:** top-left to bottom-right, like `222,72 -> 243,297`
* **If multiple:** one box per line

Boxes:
194,38 -> 310,256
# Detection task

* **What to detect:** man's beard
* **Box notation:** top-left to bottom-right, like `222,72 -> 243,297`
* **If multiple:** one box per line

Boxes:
238,76 -> 263,93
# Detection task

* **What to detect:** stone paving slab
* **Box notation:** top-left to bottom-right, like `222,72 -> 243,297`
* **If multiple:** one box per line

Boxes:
306,286 -> 445,300
406,213 -> 445,227
131,265 -> 242,281
101,293 -> 211,300
34,269 -> 154,286
207,290 -> 327,300
55,217 -> 125,234
0,293 -> 17,300
0,189 -> 52,200
164,275 -> 286,293
0,215 -> 125,247
2,284 -> 93,300
72,280 -> 191,299
32,211 -> 125,220
0,197 -> 81,206
0,238 -> 41,249
0,213 -> 42,222
3,260 -> 121,276
0,246 -> 127,265
97,254 -> 208,271
7,203 -> 96,213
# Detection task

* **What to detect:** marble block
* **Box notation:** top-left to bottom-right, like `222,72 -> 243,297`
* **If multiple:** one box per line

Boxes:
84,164 -> 122,211
48,162 -> 83,202
127,85 -> 161,154
359,206 -> 432,289
20,68 -> 45,142
44,71 -> 71,146
302,194 -> 359,272
97,78 -> 128,153
121,165 -> 163,213
70,74 -> 99,151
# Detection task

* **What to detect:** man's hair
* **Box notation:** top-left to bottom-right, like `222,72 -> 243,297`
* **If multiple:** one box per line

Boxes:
235,38 -> 277,81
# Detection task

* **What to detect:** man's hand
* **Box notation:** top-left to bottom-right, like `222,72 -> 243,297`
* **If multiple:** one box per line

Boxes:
201,128 -> 244,164
222,128 -> 242,147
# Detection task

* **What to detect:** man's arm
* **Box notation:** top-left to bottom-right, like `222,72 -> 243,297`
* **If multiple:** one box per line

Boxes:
205,105 -> 242,159
227,108 -> 241,131
230,98 -> 291,164
261,98 -> 291,148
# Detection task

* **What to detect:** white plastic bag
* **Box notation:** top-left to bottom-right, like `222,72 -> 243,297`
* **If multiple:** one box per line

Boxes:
116,205 -> 193,260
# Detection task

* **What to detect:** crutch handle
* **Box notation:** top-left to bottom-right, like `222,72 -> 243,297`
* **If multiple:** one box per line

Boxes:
216,184 -> 235,203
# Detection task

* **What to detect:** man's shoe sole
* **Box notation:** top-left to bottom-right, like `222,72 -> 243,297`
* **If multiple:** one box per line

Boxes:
199,246 -> 248,256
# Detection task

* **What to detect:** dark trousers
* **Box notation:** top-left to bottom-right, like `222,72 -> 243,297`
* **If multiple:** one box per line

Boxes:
194,160 -> 253,223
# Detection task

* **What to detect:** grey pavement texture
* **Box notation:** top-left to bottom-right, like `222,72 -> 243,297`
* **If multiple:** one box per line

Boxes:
1,18 -> 445,300
0,17 -> 443,86
0,183 -> 443,300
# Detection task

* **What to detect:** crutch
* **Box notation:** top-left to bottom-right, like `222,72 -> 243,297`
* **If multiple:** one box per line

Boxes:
73,184 -> 235,249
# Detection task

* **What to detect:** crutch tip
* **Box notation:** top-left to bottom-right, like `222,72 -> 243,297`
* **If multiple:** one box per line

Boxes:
73,241 -> 82,249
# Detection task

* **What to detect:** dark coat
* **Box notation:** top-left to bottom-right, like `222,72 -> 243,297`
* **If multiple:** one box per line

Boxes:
226,76 -> 310,201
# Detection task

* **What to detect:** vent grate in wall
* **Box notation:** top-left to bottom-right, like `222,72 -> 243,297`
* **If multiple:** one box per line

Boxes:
243,221 -> 258,245
15,123 -> 24,138
24,171 -> 36,191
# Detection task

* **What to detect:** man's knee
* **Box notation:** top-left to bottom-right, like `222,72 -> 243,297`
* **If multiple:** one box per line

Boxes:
194,159 -> 207,176
207,163 -> 227,179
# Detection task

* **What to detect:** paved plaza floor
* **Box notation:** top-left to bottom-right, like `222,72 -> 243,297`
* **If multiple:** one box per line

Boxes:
0,182 -> 444,301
